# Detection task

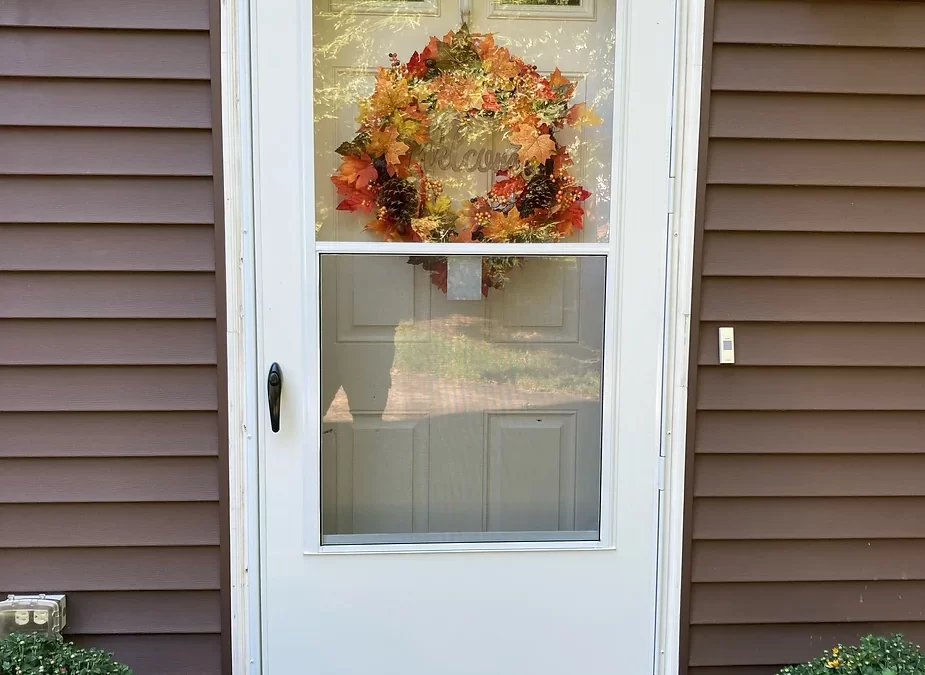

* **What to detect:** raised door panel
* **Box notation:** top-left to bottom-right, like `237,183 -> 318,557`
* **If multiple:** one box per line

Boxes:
323,414 -> 430,535
486,411 -> 577,531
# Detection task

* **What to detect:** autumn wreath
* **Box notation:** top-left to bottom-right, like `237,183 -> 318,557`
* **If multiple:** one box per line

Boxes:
330,24 -> 599,294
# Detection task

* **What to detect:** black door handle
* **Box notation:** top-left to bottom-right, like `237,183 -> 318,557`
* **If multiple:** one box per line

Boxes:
267,362 -> 283,433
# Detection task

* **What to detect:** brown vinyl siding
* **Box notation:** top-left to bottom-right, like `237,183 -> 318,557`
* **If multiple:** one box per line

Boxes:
682,1 -> 925,673
0,1 -> 226,674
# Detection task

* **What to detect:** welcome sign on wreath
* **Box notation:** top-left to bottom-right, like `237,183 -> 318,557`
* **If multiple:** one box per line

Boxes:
331,24 -> 600,295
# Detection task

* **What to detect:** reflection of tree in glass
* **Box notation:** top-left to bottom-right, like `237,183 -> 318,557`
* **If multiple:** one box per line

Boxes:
392,317 -> 602,399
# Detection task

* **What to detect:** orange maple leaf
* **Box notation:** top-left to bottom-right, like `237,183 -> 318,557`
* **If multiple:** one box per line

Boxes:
549,68 -> 571,90
475,33 -> 496,59
335,153 -> 377,188
483,46 -> 519,79
453,200 -> 483,242
368,127 -> 410,168
566,102 -> 602,128
509,126 -> 557,165
482,207 -> 525,242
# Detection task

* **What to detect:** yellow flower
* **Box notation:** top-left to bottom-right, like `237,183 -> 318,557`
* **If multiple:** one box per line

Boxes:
825,659 -> 840,668
832,647 -> 839,655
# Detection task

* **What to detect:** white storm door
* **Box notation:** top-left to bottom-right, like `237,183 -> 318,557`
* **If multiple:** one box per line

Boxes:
252,0 -> 675,671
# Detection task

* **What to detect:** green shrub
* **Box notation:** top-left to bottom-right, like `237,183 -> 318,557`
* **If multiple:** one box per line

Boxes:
0,633 -> 132,675
779,635 -> 925,675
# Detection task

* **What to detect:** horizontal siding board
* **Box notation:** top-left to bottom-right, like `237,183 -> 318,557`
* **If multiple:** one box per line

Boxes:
0,225 -> 216,271
699,323 -> 925,367
707,140 -> 925,187
0,411 -> 219,457
697,367 -> 925,411
714,0 -> 925,48
690,623 -> 925,667
0,457 -> 219,502
694,497 -> 925,541
712,45 -> 925,95
71,635 -> 222,675
0,365 -> 218,411
696,411 -> 925,454
695,454 -> 925,497
705,185 -> 925,233
690,668 -> 782,675
710,92 -> 925,142
691,581 -> 925,625
701,278 -> 925,322
693,540 -> 925,583
4,547 -> 220,590
0,319 -> 217,365
0,0 -> 210,30
0,79 -> 211,128
0,503 -> 220,547
0,177 -> 214,223
702,232 -> 925,279
0,272 -> 216,318
0,28 -> 209,79
0,128 -> 213,176
46,591 -> 220,634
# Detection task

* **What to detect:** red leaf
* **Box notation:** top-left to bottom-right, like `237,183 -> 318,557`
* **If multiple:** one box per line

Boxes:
336,190 -> 375,212
428,260 -> 448,293
407,51 -> 427,78
422,36 -> 440,61
555,202 -> 585,237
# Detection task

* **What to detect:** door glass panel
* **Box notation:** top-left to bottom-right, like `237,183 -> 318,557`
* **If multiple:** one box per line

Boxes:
320,254 -> 606,544
314,0 -> 617,243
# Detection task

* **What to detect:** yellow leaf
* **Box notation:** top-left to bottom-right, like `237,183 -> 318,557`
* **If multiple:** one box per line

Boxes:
431,195 -> 452,214
369,73 -> 411,119
368,126 -> 410,167
566,102 -> 602,129
509,126 -> 556,165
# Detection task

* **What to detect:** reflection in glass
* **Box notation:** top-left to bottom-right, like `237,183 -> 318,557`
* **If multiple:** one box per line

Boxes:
320,254 -> 606,544
313,0 -> 617,244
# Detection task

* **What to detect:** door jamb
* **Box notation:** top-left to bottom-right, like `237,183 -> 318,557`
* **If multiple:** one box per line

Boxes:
220,0 -> 707,672
656,0 -> 707,673
220,0 -> 263,673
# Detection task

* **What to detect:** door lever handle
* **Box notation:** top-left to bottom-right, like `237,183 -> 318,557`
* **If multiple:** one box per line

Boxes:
267,362 -> 283,433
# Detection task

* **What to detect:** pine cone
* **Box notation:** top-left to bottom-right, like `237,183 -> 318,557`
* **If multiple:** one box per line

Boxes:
377,178 -> 420,225
518,175 -> 557,216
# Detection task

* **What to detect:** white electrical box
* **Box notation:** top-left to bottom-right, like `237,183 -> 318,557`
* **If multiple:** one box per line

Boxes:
0,594 -> 66,637
718,327 -> 735,364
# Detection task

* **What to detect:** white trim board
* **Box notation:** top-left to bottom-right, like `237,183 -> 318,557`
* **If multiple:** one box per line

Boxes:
220,0 -> 705,671
220,0 -> 262,672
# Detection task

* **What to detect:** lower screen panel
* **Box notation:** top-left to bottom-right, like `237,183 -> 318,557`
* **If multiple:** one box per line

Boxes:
320,254 -> 606,545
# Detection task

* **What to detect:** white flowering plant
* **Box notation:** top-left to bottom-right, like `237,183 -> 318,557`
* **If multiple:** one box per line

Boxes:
0,633 -> 132,675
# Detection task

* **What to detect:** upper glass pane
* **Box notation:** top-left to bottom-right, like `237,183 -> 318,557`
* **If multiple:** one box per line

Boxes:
313,0 -> 617,244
